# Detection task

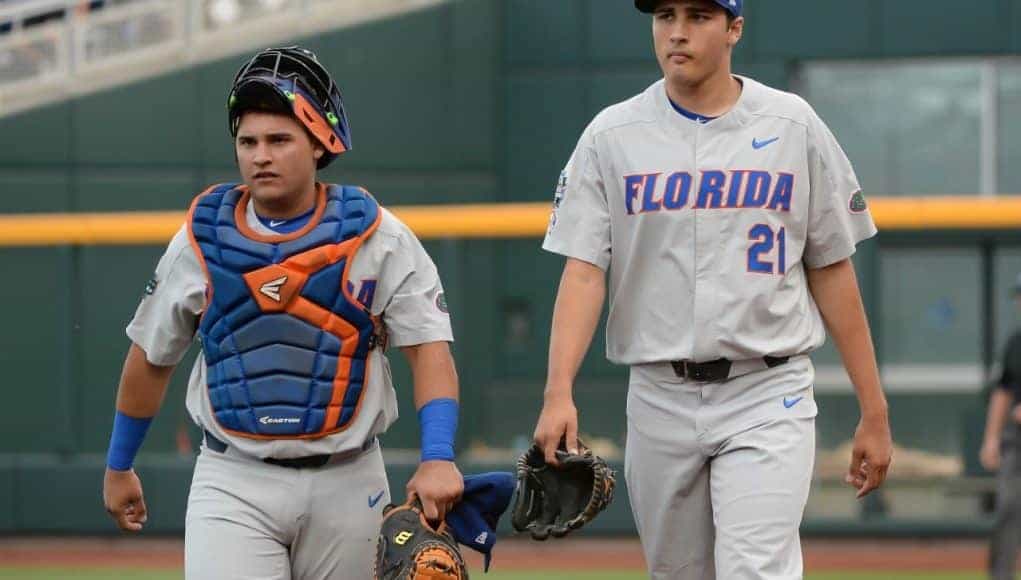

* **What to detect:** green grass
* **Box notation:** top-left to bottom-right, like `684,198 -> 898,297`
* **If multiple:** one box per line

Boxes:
0,571 -> 180,580
0,570 -> 1001,580
482,574 -> 989,580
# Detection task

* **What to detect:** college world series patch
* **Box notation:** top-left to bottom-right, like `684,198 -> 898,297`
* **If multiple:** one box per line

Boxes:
554,171 -> 567,206
848,190 -> 868,213
549,170 -> 568,232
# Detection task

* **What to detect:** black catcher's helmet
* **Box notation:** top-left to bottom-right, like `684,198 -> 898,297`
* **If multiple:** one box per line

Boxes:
228,46 -> 351,169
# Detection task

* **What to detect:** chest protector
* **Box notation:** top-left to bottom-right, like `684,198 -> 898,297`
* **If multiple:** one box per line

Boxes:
187,183 -> 383,439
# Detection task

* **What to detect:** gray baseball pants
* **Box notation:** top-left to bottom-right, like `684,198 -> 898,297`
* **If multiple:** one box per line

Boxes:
185,440 -> 390,580
625,355 -> 817,580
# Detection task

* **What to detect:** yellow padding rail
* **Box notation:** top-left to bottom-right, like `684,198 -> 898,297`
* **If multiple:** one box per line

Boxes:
0,197 -> 1018,247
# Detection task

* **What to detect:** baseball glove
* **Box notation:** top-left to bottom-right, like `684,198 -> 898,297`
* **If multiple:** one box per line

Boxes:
374,498 -> 469,580
510,439 -> 615,540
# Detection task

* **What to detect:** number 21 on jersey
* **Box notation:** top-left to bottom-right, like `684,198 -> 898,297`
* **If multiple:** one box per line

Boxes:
747,224 -> 786,275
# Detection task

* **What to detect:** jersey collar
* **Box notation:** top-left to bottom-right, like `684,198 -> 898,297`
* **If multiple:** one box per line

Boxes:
653,75 -> 755,133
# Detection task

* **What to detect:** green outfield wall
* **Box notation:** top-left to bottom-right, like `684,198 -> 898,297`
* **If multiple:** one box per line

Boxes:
1,0 -> 1020,533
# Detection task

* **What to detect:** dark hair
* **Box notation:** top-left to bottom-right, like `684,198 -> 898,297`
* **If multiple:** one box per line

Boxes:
235,98 -> 290,120
231,95 -> 321,150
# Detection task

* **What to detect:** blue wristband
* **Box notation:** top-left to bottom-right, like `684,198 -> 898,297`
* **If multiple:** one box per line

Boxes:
106,411 -> 153,471
418,398 -> 458,462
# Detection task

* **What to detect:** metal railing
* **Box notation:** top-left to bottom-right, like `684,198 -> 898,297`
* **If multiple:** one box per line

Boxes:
0,0 -> 447,117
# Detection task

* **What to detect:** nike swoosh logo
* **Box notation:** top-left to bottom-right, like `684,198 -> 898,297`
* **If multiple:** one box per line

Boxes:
783,396 -> 804,409
269,220 -> 287,227
753,137 -> 780,150
368,490 -> 385,508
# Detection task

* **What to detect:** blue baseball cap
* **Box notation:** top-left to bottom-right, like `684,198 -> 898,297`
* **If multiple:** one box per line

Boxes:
445,472 -> 516,572
635,0 -> 742,18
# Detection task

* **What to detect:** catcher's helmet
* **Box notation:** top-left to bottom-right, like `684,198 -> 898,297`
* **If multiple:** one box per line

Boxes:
228,46 -> 351,169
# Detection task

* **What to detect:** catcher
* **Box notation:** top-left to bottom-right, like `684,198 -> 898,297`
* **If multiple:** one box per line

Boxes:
101,45 -> 464,579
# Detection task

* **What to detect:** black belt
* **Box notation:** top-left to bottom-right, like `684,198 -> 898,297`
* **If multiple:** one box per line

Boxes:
204,430 -> 368,469
669,356 -> 789,382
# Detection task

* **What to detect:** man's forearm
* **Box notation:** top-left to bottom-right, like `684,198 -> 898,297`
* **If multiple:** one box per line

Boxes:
106,343 -> 175,471
546,258 -> 606,398
985,388 -> 1013,442
401,341 -> 460,465
807,259 -> 887,416
401,341 -> 459,409
116,343 -> 176,417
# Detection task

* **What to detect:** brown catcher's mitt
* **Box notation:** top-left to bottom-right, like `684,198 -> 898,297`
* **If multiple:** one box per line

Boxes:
374,498 -> 469,580
510,439 -> 615,540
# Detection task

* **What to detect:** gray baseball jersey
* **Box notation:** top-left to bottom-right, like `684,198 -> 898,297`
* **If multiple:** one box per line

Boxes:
544,76 -> 874,580
543,76 -> 877,365
127,195 -> 453,459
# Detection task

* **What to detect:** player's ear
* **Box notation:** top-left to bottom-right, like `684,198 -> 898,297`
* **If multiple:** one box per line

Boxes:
313,144 -> 325,162
727,16 -> 743,47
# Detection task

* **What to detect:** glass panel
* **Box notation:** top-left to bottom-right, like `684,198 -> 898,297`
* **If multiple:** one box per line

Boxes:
83,2 -> 178,62
999,63 -> 1021,194
799,61 -> 982,196
0,27 -> 63,85
880,247 -> 982,368
202,0 -> 297,30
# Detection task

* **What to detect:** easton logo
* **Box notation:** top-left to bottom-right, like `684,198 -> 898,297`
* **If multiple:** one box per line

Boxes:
474,532 -> 488,545
259,416 -> 300,425
260,276 -> 288,301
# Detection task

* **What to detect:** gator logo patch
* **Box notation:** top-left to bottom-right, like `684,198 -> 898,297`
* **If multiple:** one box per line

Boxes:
848,191 -> 868,213
143,273 -> 158,297
435,292 -> 449,314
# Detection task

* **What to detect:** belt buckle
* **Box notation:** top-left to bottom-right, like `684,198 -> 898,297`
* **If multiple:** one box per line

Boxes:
265,454 -> 332,469
687,362 -> 711,382
670,360 -> 705,381
670,360 -> 688,379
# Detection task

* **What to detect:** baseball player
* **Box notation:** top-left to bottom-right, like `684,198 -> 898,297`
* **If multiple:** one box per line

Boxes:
101,46 -> 464,580
980,273 -> 1021,580
532,1 -> 893,578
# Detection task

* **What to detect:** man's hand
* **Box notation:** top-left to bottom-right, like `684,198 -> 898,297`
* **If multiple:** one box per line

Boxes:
981,436 -> 1002,472
406,460 -> 463,523
103,468 -> 148,532
533,390 -> 579,465
845,412 -> 893,499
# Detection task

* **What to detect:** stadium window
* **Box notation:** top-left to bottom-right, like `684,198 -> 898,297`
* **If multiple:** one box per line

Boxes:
796,60 -> 983,196
999,62 -> 1021,195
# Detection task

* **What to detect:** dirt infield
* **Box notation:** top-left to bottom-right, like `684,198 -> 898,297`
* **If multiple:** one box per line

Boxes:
0,536 -> 1005,572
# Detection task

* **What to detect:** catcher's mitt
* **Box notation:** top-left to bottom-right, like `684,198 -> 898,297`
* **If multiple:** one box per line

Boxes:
510,439 -> 615,540
374,498 -> 469,580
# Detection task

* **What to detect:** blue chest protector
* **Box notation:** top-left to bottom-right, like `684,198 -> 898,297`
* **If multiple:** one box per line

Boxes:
187,183 -> 382,438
